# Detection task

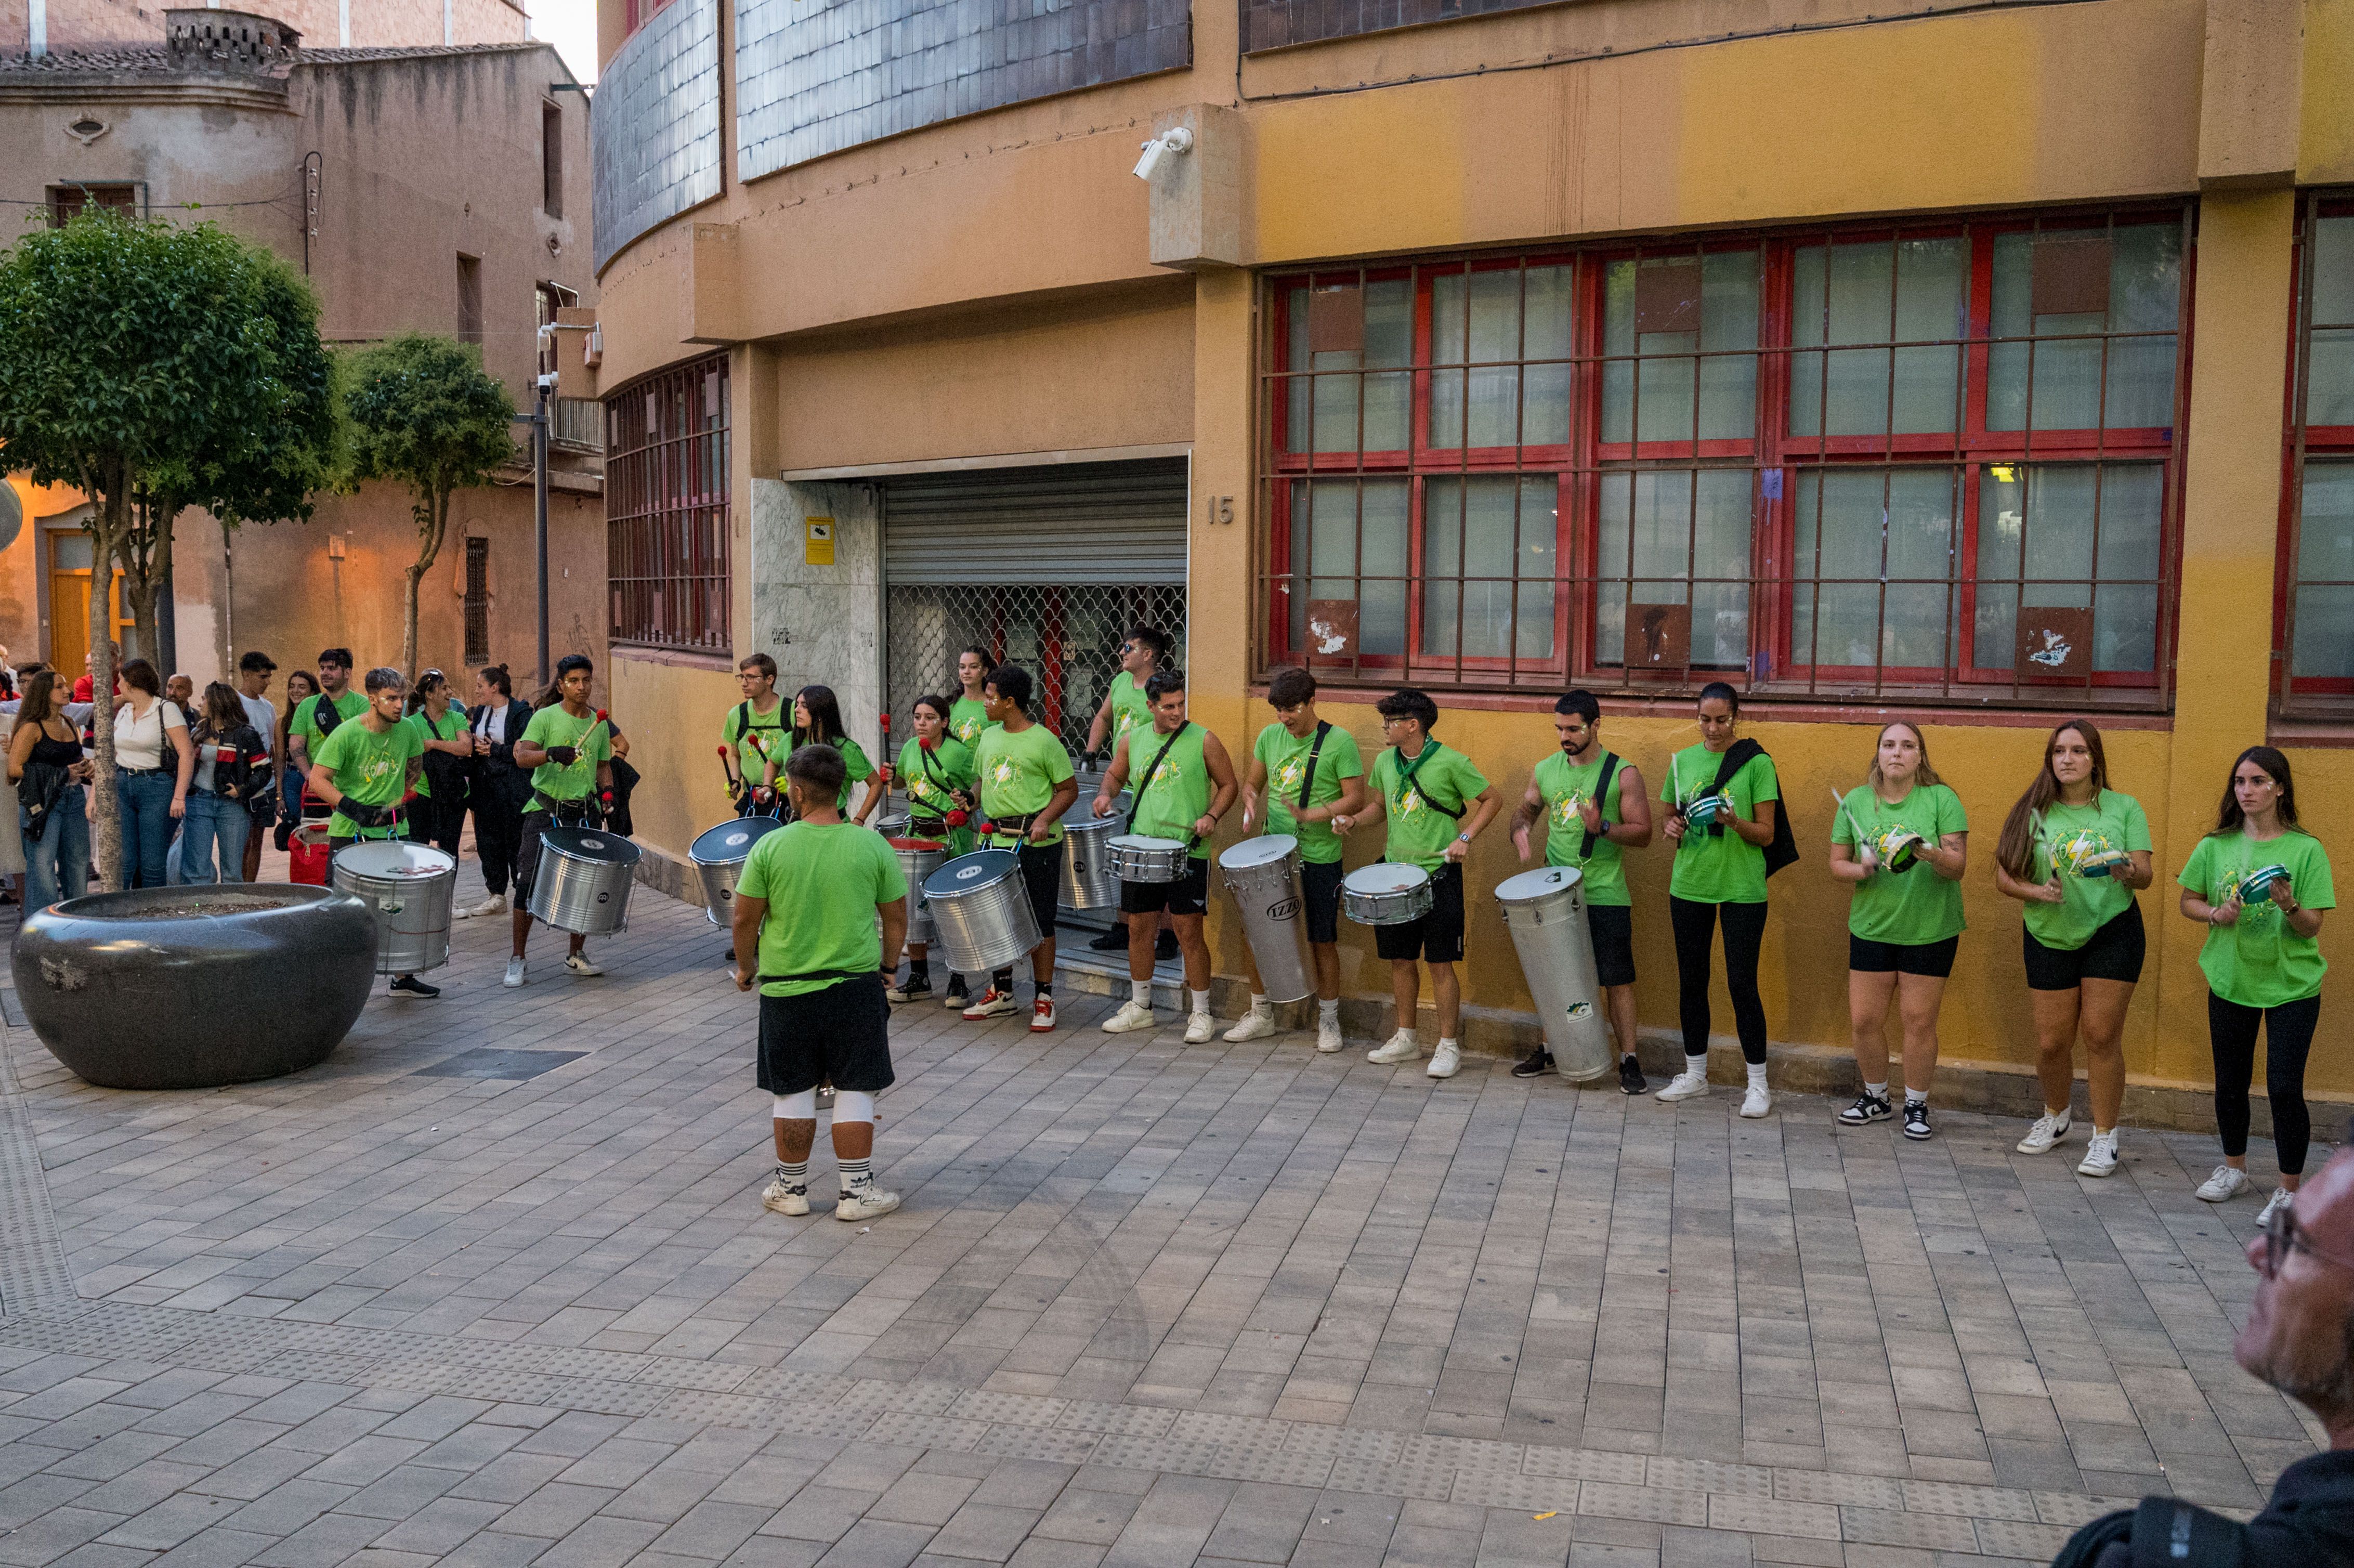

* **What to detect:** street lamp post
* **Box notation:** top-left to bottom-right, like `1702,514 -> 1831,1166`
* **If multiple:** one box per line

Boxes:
512,369 -> 556,692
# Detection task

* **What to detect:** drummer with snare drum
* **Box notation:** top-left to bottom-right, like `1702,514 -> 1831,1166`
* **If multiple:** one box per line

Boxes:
961,664 -> 1078,1033
1226,667 -> 1365,1053
306,665 -> 436,999
1511,689 -> 1652,1091
506,654 -> 614,990
885,694 -> 977,1008
1331,689 -> 1499,1079
1093,670 -> 1237,1043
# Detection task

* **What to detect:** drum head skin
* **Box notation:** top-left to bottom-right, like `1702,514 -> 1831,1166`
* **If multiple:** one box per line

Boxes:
925,848 -> 1020,899
542,826 -> 642,866
1496,866 -> 1583,904
336,841 -> 455,879
1344,863 -> 1431,896
690,816 -> 783,865
1219,835 -> 1299,869
1109,835 -> 1187,853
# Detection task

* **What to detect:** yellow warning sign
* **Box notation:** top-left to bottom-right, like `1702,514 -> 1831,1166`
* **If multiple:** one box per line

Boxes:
805,517 -> 834,566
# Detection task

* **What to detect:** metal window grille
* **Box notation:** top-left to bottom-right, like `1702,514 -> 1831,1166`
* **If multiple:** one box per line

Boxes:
464,537 -> 490,664
2281,191 -> 2354,717
1256,205 -> 2191,713
45,184 -> 136,227
606,356 -> 730,653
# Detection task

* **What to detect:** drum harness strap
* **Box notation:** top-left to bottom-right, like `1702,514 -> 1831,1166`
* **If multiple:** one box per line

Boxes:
907,743 -> 964,837
1579,752 -> 1620,860
1128,721 -> 1200,853
531,789 -> 606,828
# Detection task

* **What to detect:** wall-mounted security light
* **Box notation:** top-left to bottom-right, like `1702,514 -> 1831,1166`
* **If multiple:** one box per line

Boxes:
1132,125 -> 1193,181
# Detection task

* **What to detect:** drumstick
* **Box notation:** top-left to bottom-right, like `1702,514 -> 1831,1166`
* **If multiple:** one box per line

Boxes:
716,744 -> 736,793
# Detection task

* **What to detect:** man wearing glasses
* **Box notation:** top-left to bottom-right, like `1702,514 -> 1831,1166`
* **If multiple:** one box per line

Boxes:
723,653 -> 789,814
2051,1152 -> 2354,1564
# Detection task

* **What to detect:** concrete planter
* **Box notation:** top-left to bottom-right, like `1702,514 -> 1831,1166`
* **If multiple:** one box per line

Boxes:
14,885 -> 377,1089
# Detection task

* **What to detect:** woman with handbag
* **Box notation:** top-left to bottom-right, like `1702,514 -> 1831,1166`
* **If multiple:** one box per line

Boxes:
8,671 -> 90,908
404,670 -> 473,856
180,682 -> 269,884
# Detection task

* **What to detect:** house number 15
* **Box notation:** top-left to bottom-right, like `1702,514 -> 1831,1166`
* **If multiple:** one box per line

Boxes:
1205,495 -> 1235,525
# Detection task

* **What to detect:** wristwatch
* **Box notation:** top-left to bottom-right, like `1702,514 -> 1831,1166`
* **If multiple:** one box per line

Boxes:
1456,832 -> 1473,844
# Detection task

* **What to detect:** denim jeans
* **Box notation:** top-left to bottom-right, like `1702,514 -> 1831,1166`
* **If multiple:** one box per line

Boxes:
178,789 -> 250,884
116,769 -> 177,888
23,787 -> 88,909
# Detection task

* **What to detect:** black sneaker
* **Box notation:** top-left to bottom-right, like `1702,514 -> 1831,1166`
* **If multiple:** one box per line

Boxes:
1088,926 -> 1129,952
1617,1055 -> 1646,1095
885,975 -> 932,1003
389,975 -> 440,999
1838,1091 -> 1893,1126
1511,1050 -> 1554,1079
1155,931 -> 1180,962
1902,1101 -> 1933,1140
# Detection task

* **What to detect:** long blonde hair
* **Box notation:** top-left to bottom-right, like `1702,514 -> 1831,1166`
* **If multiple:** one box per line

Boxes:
1866,721 -> 1940,794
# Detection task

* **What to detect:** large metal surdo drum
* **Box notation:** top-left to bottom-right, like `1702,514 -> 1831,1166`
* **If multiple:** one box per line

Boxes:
1342,863 -> 1433,926
888,837 -> 949,944
528,825 -> 642,936
1495,866 -> 1613,1082
1108,835 -> 1190,884
922,850 -> 1041,975
1219,835 -> 1314,1004
1060,796 -> 1126,911
331,840 -> 456,974
689,816 -> 784,927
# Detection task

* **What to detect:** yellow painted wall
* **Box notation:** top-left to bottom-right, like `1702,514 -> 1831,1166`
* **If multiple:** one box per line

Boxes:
611,652 -> 741,865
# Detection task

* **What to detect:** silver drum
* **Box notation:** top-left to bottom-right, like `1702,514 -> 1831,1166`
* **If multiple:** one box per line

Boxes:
331,840 -> 456,974
922,850 -> 1041,975
887,836 -> 950,945
1061,800 -> 1126,911
528,825 -> 642,937
1109,835 -> 1189,884
1495,866 -> 1613,1082
1219,835 -> 1314,1004
1342,863 -> 1432,926
689,816 -> 784,927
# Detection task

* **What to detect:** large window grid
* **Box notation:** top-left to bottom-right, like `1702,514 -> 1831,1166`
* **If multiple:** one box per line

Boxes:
1256,207 -> 2192,710
2281,193 -> 2354,712
607,355 -> 730,654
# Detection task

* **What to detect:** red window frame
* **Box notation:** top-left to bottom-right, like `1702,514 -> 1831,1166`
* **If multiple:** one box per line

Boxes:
606,355 -> 730,654
2277,192 -> 2354,710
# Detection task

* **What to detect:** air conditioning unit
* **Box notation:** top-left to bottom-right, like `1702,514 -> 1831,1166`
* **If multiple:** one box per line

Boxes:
583,322 -> 602,369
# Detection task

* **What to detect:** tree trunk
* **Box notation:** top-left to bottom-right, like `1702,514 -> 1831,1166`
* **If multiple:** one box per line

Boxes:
401,561 -> 424,688
85,482 -> 128,893
403,486 -> 450,686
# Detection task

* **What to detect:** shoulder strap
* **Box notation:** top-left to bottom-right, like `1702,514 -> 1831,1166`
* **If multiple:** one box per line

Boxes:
312,692 -> 345,739
733,701 -> 749,739
1296,721 -> 1332,813
1395,741 -> 1464,820
1127,722 -> 1194,834
1711,737 -> 1762,794
1578,752 -> 1620,859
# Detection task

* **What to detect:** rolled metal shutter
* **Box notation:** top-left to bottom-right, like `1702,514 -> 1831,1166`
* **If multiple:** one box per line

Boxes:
881,458 -> 1188,585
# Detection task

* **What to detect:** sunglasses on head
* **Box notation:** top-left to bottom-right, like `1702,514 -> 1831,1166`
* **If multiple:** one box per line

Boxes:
2260,1203 -> 2354,1278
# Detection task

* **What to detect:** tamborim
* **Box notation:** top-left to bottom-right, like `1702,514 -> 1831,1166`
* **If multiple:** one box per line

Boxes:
331,840 -> 457,975
1108,834 -> 1190,884
527,825 -> 642,937
922,850 -> 1041,975
689,816 -> 785,927
1342,863 -> 1433,926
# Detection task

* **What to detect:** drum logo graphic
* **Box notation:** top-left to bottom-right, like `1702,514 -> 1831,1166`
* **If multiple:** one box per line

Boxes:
1266,896 -> 1299,921
1566,1002 -> 1593,1020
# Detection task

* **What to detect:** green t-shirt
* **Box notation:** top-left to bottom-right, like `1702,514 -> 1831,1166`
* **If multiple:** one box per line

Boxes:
803,735 -> 874,812
974,723 -> 1074,846
294,689 -> 369,756
1254,721 -> 1364,866
898,736 -> 977,855
948,697 -> 997,749
521,704 -> 611,802
723,698 -> 789,783
1369,741 -> 1488,872
2023,791 -> 2152,949
1661,744 -> 1779,905
1105,672 -> 1155,751
2177,829 -> 2336,1008
404,708 -> 469,799
1125,722 -> 1211,858
1531,749 -> 1631,908
736,821 -> 908,999
1832,782 -> 1968,945
313,717 -> 424,840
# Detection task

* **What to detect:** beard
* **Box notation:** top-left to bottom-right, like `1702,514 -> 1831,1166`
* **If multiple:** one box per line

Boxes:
2249,1310 -> 2354,1415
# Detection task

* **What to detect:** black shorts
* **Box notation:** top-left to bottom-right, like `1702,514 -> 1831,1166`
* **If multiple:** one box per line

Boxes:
1121,856 -> 1209,916
1587,903 -> 1637,988
757,975 -> 895,1095
1301,859 -> 1344,946
1018,839 -> 1064,936
1374,863 -> 1466,964
514,803 -> 601,904
1849,933 -> 1960,978
2023,900 -> 2146,990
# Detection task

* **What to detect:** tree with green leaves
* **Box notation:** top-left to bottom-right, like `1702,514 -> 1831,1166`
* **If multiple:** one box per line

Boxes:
0,213 -> 335,887
343,334 -> 516,684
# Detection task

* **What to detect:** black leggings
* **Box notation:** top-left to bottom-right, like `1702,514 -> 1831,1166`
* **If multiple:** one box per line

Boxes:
2210,992 -> 2323,1175
472,778 -> 527,896
1670,896 -> 1770,1065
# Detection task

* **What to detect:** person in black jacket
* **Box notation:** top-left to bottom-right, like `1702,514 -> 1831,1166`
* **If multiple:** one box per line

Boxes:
2052,1149 -> 2354,1566
460,664 -> 531,918
180,682 -> 269,884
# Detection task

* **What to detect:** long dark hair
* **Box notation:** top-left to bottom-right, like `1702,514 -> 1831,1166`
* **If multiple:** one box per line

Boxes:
18,670 -> 60,729
913,694 -> 953,728
2212,745 -> 2302,837
197,681 -> 246,738
794,684 -> 847,747
1997,717 -> 2110,880
279,670 -> 317,748
957,645 -> 995,688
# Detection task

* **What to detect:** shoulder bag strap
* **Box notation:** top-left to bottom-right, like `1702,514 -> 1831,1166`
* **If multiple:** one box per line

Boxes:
1705,738 -> 1764,838
1294,721 -> 1332,814
1127,722 -> 1194,836
1578,752 -> 1620,859
1397,742 -> 1464,821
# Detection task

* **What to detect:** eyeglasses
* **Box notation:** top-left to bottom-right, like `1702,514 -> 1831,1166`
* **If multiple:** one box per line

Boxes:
2259,1204 -> 2354,1278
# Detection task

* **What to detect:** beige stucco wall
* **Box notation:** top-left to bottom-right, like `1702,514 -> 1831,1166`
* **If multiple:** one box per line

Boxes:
5,0 -> 527,52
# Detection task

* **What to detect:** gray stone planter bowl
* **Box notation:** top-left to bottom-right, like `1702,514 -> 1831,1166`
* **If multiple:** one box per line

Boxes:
14,885 -> 377,1089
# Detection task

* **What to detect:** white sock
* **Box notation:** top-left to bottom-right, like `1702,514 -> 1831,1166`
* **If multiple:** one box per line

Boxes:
1319,999 -> 1340,1024
1863,1080 -> 1887,1101
1438,1036 -> 1458,1052
1249,993 -> 1272,1019
1746,1062 -> 1769,1089
1130,980 -> 1151,1007
1905,1088 -> 1928,1107
1190,989 -> 1211,1017
1683,1053 -> 1707,1077
1397,1027 -> 1419,1046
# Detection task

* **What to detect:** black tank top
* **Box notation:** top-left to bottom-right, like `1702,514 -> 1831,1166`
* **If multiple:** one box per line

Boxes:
28,726 -> 80,769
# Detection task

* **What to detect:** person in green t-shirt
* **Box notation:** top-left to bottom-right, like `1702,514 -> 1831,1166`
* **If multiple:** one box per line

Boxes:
1227,667 -> 1367,1053
1994,718 -> 2155,1180
948,646 -> 999,750
733,742 -> 909,1224
1092,671 -> 1238,1046
506,654 -> 617,988
1083,624 -> 1173,961
768,685 -> 883,821
723,652 -> 791,815
884,694 -> 978,1009
403,670 -> 475,856
1657,682 -> 1783,1117
286,646 -> 370,798
1331,689 -> 1498,1081
2177,747 -> 2335,1223
307,665 -> 435,1000
1511,690 -> 1653,1092
964,663 -> 1078,1032
1827,722 -> 1970,1142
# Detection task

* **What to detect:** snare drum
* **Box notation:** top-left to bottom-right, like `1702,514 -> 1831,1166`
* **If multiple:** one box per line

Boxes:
689,816 -> 785,926
1342,863 -> 1434,926
1108,834 -> 1191,884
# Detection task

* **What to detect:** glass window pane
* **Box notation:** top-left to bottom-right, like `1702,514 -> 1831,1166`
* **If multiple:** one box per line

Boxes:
49,532 -> 92,570
1989,224 -> 2180,432
1602,252 -> 1758,444
1286,279 -> 1412,454
2308,216 -> 2354,426
1793,468 -> 1959,670
1595,469 -> 1751,666
1523,265 -> 1573,446
1297,478 -> 1410,657
1432,270 -> 1521,449
1423,476 -> 1555,661
2294,461 -> 2354,680
1790,238 -> 1964,437
1973,462 -> 2163,672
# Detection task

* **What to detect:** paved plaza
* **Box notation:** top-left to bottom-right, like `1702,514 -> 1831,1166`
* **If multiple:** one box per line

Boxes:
0,861 -> 2326,1568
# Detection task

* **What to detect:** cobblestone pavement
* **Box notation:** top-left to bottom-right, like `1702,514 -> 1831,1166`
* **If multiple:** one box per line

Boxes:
0,861 -> 2324,1568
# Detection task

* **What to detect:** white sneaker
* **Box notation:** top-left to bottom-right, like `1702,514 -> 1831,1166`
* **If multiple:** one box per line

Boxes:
564,952 -> 603,977
2195,1165 -> 2250,1203
2257,1187 -> 2296,1229
502,957 -> 526,988
1426,1041 -> 1461,1079
1740,1082 -> 1771,1118
1655,1068 -> 1709,1102
1366,1032 -> 1420,1065
761,1179 -> 809,1217
2076,1130 -> 2120,1178
1183,1012 -> 1215,1044
1315,1017 -> 1343,1054
962,988 -> 1020,1020
836,1185 -> 901,1222
459,893 -> 506,919
1224,1012 -> 1278,1042
2016,1110 -> 2071,1154
1102,1000 -> 1157,1034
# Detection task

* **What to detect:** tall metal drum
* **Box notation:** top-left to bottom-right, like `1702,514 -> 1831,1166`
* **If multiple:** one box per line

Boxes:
689,816 -> 784,927
922,850 -> 1042,975
331,840 -> 456,974
1494,866 -> 1613,1082
1060,794 -> 1126,911
1219,835 -> 1314,1004
887,838 -> 949,944
528,826 -> 642,937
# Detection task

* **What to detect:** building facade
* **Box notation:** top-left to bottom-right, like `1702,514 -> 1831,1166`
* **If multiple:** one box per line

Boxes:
586,0 -> 2354,1101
